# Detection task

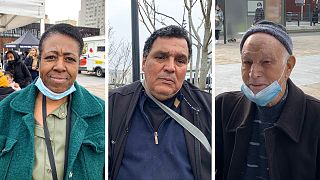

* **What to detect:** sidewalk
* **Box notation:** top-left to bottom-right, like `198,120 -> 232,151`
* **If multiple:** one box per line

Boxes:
215,32 -> 320,99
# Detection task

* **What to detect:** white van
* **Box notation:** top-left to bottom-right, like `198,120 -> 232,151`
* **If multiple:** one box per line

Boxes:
79,35 -> 105,77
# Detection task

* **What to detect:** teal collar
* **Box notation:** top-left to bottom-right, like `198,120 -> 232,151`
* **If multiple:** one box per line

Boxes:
10,82 -> 104,118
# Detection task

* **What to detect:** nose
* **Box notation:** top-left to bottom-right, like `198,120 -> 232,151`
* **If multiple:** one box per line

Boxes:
53,56 -> 67,72
163,57 -> 175,73
249,63 -> 262,78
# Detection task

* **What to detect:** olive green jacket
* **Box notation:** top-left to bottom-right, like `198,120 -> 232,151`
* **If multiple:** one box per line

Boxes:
0,82 -> 105,180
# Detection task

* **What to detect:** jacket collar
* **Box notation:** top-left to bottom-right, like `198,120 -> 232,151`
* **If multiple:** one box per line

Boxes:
135,80 -> 202,112
225,94 -> 255,132
226,79 -> 306,143
71,82 -> 104,118
10,81 -> 103,118
273,79 -> 306,143
180,81 -> 202,112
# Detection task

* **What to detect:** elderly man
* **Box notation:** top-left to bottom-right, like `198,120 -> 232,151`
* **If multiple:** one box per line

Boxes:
0,24 -> 104,179
216,20 -> 320,180
109,25 -> 212,180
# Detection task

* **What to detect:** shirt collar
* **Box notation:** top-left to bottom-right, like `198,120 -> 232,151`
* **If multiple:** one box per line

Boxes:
49,101 -> 68,120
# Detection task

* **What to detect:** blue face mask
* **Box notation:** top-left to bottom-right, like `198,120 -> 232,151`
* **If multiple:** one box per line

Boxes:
241,81 -> 281,106
35,77 -> 76,100
241,67 -> 286,106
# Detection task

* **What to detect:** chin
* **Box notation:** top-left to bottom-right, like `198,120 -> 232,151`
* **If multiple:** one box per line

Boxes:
156,88 -> 175,95
48,86 -> 68,93
153,94 -> 174,101
155,91 -> 178,101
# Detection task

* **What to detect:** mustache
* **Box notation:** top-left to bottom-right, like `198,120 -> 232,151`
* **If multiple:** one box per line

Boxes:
157,74 -> 177,82
246,79 -> 270,85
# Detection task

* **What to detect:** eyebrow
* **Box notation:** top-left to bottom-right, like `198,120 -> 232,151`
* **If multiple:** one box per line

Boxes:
44,51 -> 77,56
153,50 -> 188,57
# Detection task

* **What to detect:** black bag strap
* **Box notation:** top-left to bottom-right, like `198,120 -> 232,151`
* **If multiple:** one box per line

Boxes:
141,80 -> 212,154
42,94 -> 72,180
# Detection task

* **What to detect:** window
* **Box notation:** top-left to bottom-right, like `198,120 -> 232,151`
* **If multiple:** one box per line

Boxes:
97,46 -> 105,52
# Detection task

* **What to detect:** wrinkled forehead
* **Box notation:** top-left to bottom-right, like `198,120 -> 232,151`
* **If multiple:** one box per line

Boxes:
151,37 -> 188,51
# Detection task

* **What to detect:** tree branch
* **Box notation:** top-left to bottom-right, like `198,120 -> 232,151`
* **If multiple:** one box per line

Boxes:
191,0 -> 197,7
183,0 -> 202,45
152,0 -> 156,27
184,0 -> 190,11
138,2 -> 153,34
154,11 -> 182,26
144,0 -> 156,30
199,0 -> 206,18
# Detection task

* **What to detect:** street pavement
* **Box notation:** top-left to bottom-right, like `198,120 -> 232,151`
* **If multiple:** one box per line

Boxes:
76,72 -> 105,100
215,32 -> 320,100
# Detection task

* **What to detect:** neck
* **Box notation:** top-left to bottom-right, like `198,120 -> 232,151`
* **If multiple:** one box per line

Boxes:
267,83 -> 287,107
34,92 -> 68,127
36,92 -> 68,112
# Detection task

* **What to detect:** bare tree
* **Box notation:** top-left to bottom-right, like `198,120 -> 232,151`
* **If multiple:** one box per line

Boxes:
198,0 -> 212,89
138,0 -> 183,31
108,26 -> 133,89
184,0 -> 202,86
138,0 -> 212,90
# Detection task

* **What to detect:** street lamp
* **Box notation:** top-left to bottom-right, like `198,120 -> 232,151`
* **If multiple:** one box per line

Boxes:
131,0 -> 140,81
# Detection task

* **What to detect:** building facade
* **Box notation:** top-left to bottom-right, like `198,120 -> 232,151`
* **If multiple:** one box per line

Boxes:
55,19 -> 77,26
78,0 -> 105,35
0,23 -> 100,53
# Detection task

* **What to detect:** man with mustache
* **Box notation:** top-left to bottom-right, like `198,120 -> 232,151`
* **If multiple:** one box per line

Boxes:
216,20 -> 320,180
109,25 -> 212,180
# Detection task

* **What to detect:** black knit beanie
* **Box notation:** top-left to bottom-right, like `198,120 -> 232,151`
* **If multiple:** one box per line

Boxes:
240,20 -> 293,55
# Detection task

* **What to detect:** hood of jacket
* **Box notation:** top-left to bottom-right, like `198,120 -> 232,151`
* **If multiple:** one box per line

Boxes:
6,50 -> 20,63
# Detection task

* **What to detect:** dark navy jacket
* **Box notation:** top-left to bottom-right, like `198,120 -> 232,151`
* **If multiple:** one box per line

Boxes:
109,81 -> 212,180
117,92 -> 194,179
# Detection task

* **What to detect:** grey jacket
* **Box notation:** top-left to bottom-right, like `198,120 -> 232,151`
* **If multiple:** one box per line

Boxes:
215,9 -> 224,31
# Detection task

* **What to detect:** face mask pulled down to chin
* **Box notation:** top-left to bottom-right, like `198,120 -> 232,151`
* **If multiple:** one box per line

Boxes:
35,77 -> 76,100
241,66 -> 286,106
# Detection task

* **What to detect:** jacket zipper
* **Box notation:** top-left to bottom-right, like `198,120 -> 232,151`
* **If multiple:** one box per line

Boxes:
154,132 -> 159,145
144,110 -> 170,145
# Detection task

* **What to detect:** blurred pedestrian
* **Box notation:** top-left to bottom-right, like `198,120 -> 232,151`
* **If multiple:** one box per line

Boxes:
0,52 -> 3,68
24,47 -> 39,81
254,2 -> 265,24
312,5 -> 319,26
5,71 -> 21,91
21,50 -> 29,62
5,50 -> 32,88
0,71 -> 15,101
215,4 -> 224,44
0,23 -> 105,179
